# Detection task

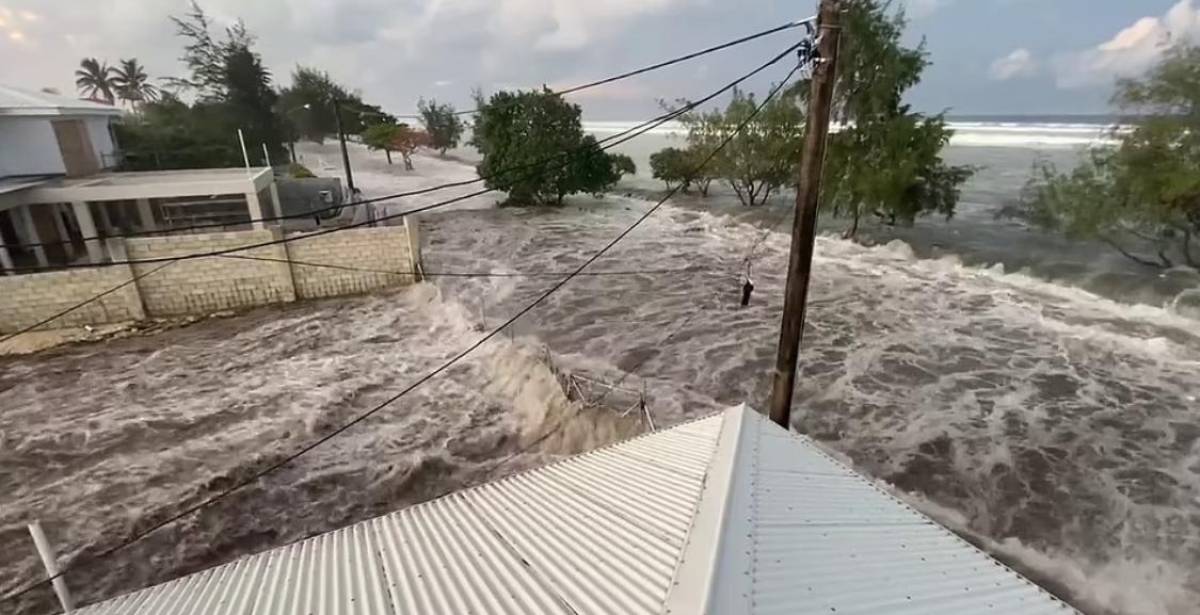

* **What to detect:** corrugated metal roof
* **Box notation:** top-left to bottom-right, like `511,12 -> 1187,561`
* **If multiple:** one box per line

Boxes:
68,406 -> 1076,615
0,84 -> 122,117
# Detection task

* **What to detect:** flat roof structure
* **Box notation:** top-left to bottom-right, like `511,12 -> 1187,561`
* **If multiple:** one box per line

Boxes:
0,85 -> 123,118
20,167 -> 275,204
63,405 -> 1076,615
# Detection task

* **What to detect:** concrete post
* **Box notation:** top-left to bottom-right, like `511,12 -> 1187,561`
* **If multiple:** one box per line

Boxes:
246,189 -> 266,230
0,213 -> 13,274
136,198 -> 156,232
268,182 -> 282,225
18,205 -> 49,267
404,215 -> 423,282
52,204 -> 75,261
71,201 -> 105,264
95,202 -> 115,233
105,238 -> 146,321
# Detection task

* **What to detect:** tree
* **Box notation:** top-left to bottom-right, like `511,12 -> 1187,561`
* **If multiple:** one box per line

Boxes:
277,67 -> 391,143
115,3 -> 284,169
471,89 -> 634,205
418,98 -> 465,155
391,124 -> 430,171
112,58 -> 160,109
818,0 -> 973,237
1011,44 -> 1200,269
75,58 -> 117,104
363,122 -> 400,165
650,147 -> 692,191
676,88 -> 805,207
222,43 -> 284,164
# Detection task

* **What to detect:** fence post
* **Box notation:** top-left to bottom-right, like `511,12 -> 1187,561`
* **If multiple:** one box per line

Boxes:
105,238 -> 146,322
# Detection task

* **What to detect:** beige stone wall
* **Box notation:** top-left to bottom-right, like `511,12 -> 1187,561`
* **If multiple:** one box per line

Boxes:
127,229 -> 296,316
0,264 -> 143,332
0,221 -> 421,333
285,224 -> 414,300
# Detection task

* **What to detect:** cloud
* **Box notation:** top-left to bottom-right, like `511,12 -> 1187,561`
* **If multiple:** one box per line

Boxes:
1055,0 -> 1200,89
989,48 -> 1038,81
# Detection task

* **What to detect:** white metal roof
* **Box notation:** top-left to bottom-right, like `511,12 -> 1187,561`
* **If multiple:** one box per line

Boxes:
0,84 -> 122,117
68,406 -> 1076,614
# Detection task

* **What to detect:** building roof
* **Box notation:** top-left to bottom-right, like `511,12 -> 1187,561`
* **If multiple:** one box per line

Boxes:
0,84 -> 122,118
69,406 -> 1076,615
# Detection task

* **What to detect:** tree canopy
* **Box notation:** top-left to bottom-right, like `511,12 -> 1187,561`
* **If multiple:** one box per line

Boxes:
669,86 -> 803,207
820,0 -> 973,236
418,98 -> 465,155
277,67 -> 391,143
1011,44 -> 1200,268
117,2 -> 284,169
650,147 -> 693,191
471,89 -> 635,205
75,58 -> 116,104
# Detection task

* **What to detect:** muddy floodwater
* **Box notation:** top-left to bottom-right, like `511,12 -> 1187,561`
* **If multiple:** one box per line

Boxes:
3,138 -> 1199,615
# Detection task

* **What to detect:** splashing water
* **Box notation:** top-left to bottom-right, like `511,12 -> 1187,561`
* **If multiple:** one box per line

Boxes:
2,146 -> 1198,615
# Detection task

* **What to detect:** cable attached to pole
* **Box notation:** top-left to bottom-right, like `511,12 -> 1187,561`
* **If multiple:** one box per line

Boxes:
0,47 -> 809,609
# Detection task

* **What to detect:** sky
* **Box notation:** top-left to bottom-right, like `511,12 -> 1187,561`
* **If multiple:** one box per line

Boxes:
0,0 -> 1195,119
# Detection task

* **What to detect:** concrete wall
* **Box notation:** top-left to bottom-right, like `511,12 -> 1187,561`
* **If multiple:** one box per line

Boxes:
0,116 -> 66,176
0,221 -> 421,333
127,229 -> 297,316
0,260 -> 143,332
0,115 -> 116,177
286,224 -> 414,299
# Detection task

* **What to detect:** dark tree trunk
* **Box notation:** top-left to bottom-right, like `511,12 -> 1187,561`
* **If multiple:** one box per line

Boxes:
1100,236 -> 1166,269
385,149 -> 392,165
844,207 -> 861,239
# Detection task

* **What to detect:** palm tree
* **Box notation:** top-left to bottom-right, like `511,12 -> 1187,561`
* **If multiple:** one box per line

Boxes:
112,58 -> 160,110
75,58 -> 116,104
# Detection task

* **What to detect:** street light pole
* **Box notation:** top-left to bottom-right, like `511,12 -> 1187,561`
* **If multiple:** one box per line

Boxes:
332,97 -> 356,195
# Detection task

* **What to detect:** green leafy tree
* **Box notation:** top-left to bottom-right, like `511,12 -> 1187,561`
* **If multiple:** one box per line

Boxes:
116,3 -> 284,168
112,58 -> 160,110
471,89 -> 634,205
116,93 -> 243,169
277,67 -> 390,143
75,57 -> 117,104
650,147 -> 692,191
363,123 -> 399,165
676,88 -> 804,207
418,98 -> 465,155
1011,45 -> 1200,268
819,0 -> 974,237
221,43 -> 284,164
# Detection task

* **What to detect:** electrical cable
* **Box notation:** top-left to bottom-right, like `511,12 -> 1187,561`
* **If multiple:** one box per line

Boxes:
0,53 -> 805,608
0,40 -> 808,352
6,39 -> 808,274
5,20 -> 814,254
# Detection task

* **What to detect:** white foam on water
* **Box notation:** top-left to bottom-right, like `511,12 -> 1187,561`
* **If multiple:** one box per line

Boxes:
4,146 -> 1197,614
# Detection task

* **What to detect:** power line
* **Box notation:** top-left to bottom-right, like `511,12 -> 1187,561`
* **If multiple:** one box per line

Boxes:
6,39 -> 808,274
4,20 -> 813,255
403,19 -> 814,118
0,53 -> 806,608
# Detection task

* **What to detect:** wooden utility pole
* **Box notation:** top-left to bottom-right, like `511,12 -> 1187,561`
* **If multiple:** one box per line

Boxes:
333,98 -> 357,195
767,0 -> 842,428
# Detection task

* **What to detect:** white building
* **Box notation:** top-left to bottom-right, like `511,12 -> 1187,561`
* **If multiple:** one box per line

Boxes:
0,84 -> 281,273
